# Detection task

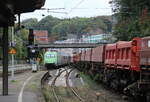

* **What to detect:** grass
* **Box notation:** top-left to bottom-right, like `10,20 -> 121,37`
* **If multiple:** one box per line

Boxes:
42,85 -> 81,102
29,83 -> 37,89
79,72 -> 118,102
42,85 -> 54,102
79,72 -> 98,89
11,80 -> 18,83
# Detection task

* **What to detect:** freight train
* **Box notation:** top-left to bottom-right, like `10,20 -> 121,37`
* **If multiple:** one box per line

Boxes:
72,36 -> 150,101
44,51 -> 71,69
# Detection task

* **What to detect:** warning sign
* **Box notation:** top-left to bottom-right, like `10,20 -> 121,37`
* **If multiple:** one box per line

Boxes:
9,48 -> 17,54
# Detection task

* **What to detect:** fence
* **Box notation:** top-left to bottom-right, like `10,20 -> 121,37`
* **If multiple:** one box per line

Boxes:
0,60 -> 28,66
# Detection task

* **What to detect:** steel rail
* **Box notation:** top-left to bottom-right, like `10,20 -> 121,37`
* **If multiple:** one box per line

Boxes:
41,71 -> 50,88
65,67 -> 85,102
72,64 -> 110,102
51,69 -> 66,102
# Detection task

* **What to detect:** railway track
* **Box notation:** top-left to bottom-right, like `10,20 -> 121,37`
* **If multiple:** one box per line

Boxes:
65,68 -> 85,102
41,65 -> 131,102
51,68 -> 67,102
72,64 -> 108,102
41,71 -> 50,88
41,66 -> 86,102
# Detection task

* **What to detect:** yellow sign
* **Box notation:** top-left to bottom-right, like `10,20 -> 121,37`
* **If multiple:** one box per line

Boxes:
9,48 -> 17,54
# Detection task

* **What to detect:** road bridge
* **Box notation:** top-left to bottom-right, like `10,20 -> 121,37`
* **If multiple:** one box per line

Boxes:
29,43 -> 106,48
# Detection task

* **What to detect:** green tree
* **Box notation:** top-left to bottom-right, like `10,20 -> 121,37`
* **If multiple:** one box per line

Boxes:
111,0 -> 150,40
15,29 -> 29,60
21,18 -> 38,29
34,15 -> 60,36
51,16 -> 112,39
21,15 -> 112,40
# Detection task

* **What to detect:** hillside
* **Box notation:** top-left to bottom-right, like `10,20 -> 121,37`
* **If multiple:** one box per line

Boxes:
21,15 -> 112,40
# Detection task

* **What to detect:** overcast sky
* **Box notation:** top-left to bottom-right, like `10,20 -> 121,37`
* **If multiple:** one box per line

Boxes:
21,0 -> 112,21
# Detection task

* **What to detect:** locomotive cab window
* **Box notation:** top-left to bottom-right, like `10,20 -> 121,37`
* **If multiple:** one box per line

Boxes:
46,54 -> 55,58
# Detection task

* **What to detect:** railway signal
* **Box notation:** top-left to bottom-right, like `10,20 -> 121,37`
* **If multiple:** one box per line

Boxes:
27,29 -> 36,62
28,29 -> 34,45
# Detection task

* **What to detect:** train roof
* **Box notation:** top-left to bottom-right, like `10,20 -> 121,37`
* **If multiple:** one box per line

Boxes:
45,51 -> 57,54
45,51 -> 70,56
142,36 -> 150,40
58,52 -> 70,56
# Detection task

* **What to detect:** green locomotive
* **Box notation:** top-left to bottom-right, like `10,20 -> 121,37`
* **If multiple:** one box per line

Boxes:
44,51 -> 70,69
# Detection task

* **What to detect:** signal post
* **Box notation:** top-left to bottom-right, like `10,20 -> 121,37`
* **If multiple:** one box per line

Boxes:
28,29 -> 39,71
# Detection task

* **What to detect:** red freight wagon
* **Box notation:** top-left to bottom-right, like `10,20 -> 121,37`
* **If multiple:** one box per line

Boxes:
140,36 -> 150,69
76,53 -> 81,62
116,41 -> 132,69
91,45 -> 105,63
72,53 -> 81,63
105,43 -> 117,68
81,51 -> 86,61
84,49 -> 92,61
116,38 -> 141,71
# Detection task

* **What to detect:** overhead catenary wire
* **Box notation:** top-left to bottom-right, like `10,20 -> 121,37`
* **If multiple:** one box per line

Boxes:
68,7 -> 112,10
40,8 -> 65,10
35,1 -> 112,15
68,0 -> 85,14
66,0 -> 112,15
38,8 -> 68,14
40,7 -> 112,10
47,11 -> 68,14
